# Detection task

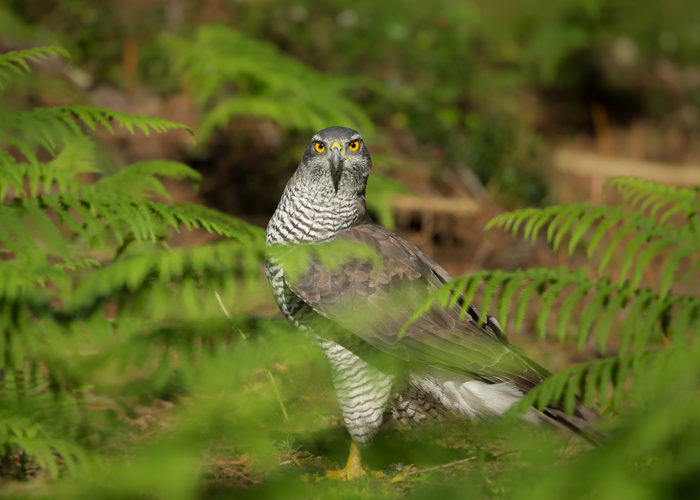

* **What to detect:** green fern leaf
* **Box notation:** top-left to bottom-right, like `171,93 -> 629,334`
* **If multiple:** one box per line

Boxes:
551,205 -> 586,252
536,277 -> 568,339
586,210 -> 621,257
597,222 -> 634,275
1,106 -> 194,163
162,26 -> 373,140
659,247 -> 694,297
594,287 -> 628,353
556,281 -> 592,342
629,239 -> 672,289
566,207 -> 602,255
577,280 -> 613,353
0,46 -> 68,89
479,271 -> 505,325
497,274 -> 522,328
515,277 -> 543,332
96,160 -> 202,200
618,232 -> 650,283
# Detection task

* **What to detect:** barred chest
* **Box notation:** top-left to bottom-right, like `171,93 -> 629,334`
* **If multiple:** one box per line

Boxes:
266,177 -> 365,244
263,257 -> 311,327
264,181 -> 364,325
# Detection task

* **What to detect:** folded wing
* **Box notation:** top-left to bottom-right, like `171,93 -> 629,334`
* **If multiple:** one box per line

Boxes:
287,223 -> 550,393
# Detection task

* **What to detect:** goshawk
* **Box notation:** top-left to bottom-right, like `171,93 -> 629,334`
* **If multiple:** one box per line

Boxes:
265,126 -> 597,478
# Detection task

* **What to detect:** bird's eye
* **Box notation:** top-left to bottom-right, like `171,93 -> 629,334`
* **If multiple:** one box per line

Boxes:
314,141 -> 325,153
348,140 -> 360,152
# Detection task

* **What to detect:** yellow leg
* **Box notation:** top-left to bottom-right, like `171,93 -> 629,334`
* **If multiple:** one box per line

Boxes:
324,441 -> 365,480
322,441 -> 382,480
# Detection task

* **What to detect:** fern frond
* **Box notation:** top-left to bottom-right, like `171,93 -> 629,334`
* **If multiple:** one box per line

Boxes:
0,372 -> 91,478
0,106 -> 194,161
0,150 -> 24,198
486,187 -> 700,291
0,413 -> 89,478
513,342 -> 698,420
606,177 -> 700,224
407,266 -> 699,355
515,355 -> 623,416
68,240 -> 265,319
0,138 -> 99,198
96,160 -> 201,200
457,177 -> 700,424
0,257 -> 101,301
163,202 -> 264,242
0,46 -> 69,89
199,96 -> 368,141
162,26 -> 374,140
0,45 -> 280,482
269,238 -> 383,286
0,192 -> 263,274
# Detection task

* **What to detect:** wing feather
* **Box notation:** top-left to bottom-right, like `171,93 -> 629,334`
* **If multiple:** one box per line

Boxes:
287,223 -> 549,392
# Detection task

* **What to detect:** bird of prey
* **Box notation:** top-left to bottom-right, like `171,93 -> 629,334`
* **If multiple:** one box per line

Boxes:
265,126 -> 597,479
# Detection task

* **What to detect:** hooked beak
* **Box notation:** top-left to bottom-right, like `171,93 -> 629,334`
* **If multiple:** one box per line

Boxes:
329,142 -> 343,192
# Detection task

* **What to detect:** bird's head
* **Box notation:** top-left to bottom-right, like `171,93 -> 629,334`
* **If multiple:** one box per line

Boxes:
298,126 -> 371,195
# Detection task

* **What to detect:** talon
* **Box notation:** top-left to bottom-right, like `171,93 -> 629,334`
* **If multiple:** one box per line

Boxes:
318,441 -> 380,480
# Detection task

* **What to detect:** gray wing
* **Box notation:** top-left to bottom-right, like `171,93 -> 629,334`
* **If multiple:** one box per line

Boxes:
287,223 -> 549,392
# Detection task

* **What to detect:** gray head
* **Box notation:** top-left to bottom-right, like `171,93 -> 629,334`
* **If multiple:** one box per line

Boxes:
296,126 -> 372,195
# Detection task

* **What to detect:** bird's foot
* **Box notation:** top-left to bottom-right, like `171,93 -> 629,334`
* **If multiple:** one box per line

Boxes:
321,466 -> 384,481
317,441 -> 383,481
322,465 -> 365,480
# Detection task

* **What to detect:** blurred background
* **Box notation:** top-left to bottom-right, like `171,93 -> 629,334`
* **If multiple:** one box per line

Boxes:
4,0 -> 700,269
2,0 -> 700,497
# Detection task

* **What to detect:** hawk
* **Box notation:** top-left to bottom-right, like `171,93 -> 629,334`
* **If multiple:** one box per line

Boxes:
265,126 -> 597,478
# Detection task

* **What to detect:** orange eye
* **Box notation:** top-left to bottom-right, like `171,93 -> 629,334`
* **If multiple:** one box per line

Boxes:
314,141 -> 325,153
348,140 -> 360,151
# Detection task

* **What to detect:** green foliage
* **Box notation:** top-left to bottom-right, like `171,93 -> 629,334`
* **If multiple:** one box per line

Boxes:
0,4 -> 37,42
365,173 -> 411,230
0,46 -> 69,89
269,239 -> 383,285
419,178 -> 700,418
393,177 -> 700,498
161,26 -> 375,142
0,47 -> 295,483
7,0 -> 700,208
216,0 -> 699,203
0,105 -> 193,165
2,20 -> 700,495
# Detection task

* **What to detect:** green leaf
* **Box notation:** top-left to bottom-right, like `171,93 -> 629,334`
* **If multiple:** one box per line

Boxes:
0,46 -> 69,89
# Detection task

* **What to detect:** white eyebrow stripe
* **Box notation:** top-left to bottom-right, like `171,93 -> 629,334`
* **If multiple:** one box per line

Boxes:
311,135 -> 322,142
349,134 -> 362,141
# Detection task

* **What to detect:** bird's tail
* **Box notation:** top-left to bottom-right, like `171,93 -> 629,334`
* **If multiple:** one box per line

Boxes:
538,399 -> 604,445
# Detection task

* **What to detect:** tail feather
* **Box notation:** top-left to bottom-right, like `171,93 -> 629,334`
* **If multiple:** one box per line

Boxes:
538,400 -> 604,445
413,373 -> 605,444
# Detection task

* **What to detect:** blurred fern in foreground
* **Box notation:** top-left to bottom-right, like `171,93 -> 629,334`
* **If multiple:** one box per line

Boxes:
0,46 -> 312,487
4,45 -> 700,500
419,178 -> 699,415
405,177 -> 700,498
